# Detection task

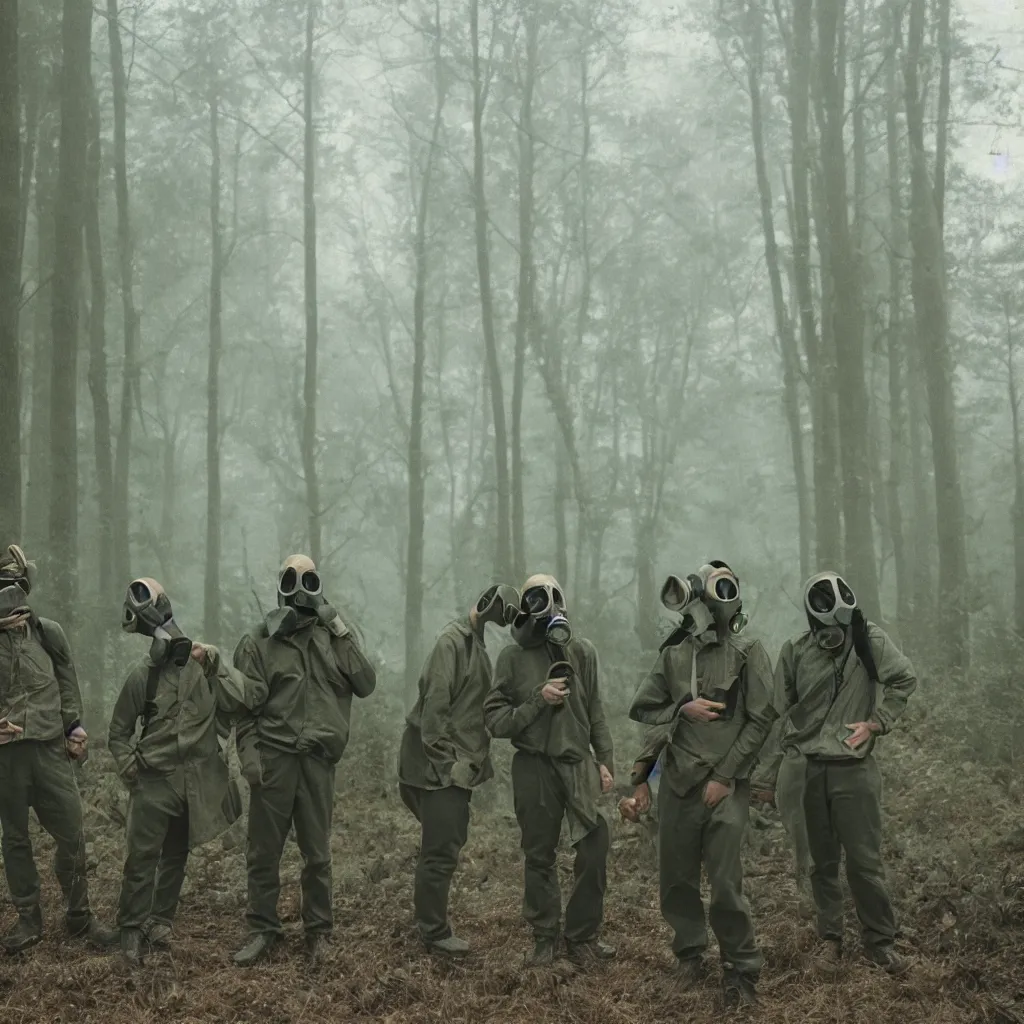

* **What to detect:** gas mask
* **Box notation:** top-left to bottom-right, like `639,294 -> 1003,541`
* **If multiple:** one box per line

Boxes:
0,545 -> 34,624
266,554 -> 324,638
660,560 -> 746,637
121,578 -> 192,666
512,574 -> 572,648
474,584 -> 521,630
804,571 -> 857,654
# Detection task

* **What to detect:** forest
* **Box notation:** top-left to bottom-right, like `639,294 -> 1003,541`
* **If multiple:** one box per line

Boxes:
0,0 -> 1022,1020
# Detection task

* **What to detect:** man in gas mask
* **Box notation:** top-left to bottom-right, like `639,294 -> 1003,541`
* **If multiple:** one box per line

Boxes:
398,583 -> 519,957
0,544 -> 117,952
109,578 -> 266,965
483,574 -> 616,967
627,561 -> 775,1007
232,554 -> 376,967
770,571 -> 916,973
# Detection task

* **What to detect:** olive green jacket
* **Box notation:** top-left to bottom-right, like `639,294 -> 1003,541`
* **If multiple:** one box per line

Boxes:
484,636 -> 613,843
107,646 -> 260,847
628,631 -> 776,798
233,617 -> 376,766
769,623 -> 916,777
0,617 -> 82,742
399,618 -> 493,791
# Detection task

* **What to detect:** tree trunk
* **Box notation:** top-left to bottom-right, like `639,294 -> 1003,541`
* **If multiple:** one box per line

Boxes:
204,80 -> 223,642
302,0 -> 322,565
0,0 -> 21,542
884,5 -> 910,629
747,0 -> 810,581
554,437 -> 570,586
84,91 -> 113,605
469,0 -> 512,581
83,88 -> 112,718
48,0 -> 92,629
816,0 -> 879,618
25,117 -> 55,552
903,0 -> 968,668
1006,302 -> 1024,638
511,6 -> 539,583
108,0 -> 138,592
934,0 -> 951,236
404,1 -> 446,691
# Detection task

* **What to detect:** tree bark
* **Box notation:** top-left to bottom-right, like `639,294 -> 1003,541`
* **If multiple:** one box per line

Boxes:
511,5 -> 539,583
0,0 -> 21,542
903,0 -> 968,667
204,79 -> 223,642
469,0 -> 512,581
884,5 -> 910,629
746,0 -> 810,581
84,90 -> 113,604
302,0 -> 322,564
107,0 -> 138,591
816,0 -> 879,618
1005,300 -> 1024,637
25,117 -> 56,552
404,0 -> 446,691
48,0 -> 92,629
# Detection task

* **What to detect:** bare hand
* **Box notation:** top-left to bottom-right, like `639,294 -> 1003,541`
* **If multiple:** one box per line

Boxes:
599,764 -> 614,794
65,726 -> 88,760
633,782 -> 651,815
541,679 -> 569,706
0,718 -> 24,745
190,642 -> 208,665
844,721 -> 881,750
703,779 -> 731,808
682,698 -> 726,723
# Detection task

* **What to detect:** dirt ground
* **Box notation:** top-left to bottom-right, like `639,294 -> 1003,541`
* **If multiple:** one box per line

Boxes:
1,716 -> 1022,1024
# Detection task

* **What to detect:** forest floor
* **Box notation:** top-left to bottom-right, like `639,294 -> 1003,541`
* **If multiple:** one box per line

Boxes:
1,702 -> 1023,1024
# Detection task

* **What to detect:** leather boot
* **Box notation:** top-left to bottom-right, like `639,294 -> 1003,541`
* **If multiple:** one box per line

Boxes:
2,906 -> 42,954
68,914 -> 119,948
233,932 -> 279,967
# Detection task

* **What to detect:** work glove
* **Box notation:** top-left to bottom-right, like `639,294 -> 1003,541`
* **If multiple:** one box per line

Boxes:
317,601 -> 349,638
449,760 -> 476,791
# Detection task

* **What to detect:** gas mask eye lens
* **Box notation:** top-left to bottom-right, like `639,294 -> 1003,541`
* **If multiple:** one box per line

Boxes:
837,578 -> 856,606
714,577 -> 738,601
808,584 -> 835,613
523,588 -> 549,614
129,579 -> 152,605
279,568 -> 298,595
552,589 -> 564,608
300,570 -> 321,594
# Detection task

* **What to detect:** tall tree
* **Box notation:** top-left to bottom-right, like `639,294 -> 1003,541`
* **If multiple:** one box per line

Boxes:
903,0 -> 968,666
404,0 -> 447,690
0,0 -> 20,542
745,0 -> 810,581
49,0 -> 92,627
469,0 -> 512,582
302,0 -> 322,564
511,2 -> 539,583
204,72 -> 224,641
84,91 -> 114,610
107,0 -> 139,591
816,0 -> 880,618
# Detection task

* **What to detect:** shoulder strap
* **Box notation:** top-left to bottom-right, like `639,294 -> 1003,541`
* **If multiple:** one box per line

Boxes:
140,663 -> 162,736
30,615 -> 64,666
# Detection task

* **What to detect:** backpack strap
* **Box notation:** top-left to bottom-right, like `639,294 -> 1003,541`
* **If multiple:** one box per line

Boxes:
140,663 -> 162,737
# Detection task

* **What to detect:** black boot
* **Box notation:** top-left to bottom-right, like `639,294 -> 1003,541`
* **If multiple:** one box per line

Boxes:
121,928 -> 144,968
233,933 -> 279,967
566,939 -> 617,965
68,914 -> 119,948
722,969 -> 758,1008
2,906 -> 43,954
524,938 -> 557,968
